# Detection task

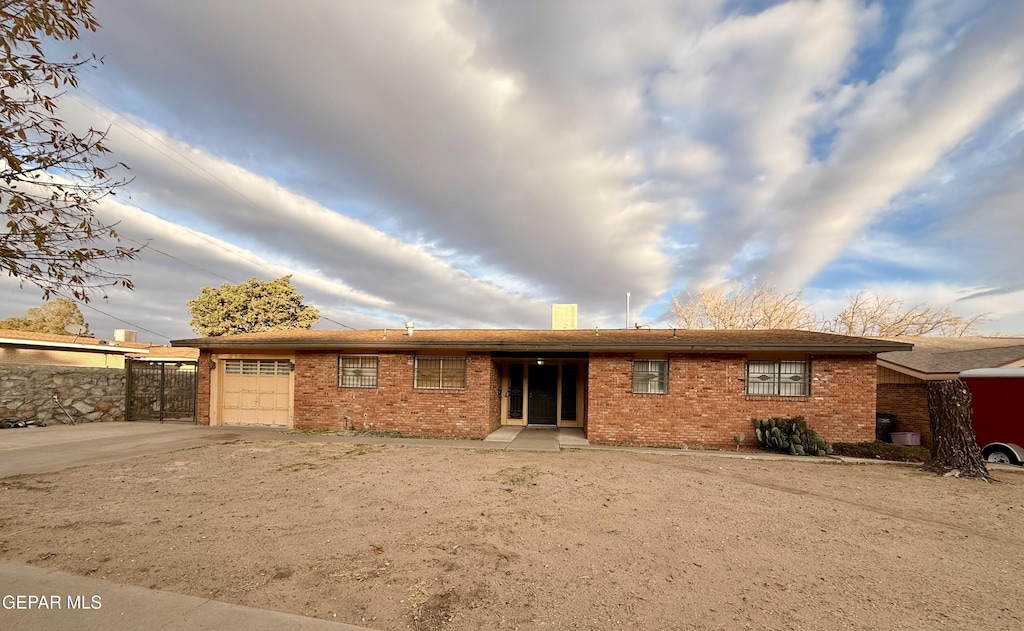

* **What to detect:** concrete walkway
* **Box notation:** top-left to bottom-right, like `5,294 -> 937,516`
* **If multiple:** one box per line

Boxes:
482,426 -> 590,451
0,562 -> 374,631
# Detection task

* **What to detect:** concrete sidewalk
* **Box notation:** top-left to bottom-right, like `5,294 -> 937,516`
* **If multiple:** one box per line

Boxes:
0,562 -> 375,631
481,426 -> 590,451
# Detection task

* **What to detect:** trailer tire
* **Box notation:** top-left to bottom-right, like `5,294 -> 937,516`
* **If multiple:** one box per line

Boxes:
983,445 -> 1020,466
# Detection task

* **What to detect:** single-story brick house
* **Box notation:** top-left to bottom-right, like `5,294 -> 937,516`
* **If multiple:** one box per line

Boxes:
876,336 -> 1024,446
173,328 -> 908,447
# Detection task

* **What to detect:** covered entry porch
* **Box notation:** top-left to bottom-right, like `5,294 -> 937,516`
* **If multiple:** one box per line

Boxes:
493,352 -> 587,429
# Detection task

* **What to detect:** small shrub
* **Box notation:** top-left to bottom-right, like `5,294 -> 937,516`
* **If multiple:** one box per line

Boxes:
831,442 -> 931,463
752,416 -> 832,457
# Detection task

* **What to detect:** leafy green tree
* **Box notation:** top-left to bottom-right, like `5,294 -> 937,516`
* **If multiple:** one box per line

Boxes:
187,276 -> 320,336
1,0 -> 138,301
0,297 -> 90,334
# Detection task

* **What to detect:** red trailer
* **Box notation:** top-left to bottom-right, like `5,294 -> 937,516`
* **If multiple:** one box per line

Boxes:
959,368 -> 1024,466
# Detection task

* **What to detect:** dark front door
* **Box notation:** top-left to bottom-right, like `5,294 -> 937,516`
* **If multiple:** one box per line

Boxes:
528,365 -> 558,425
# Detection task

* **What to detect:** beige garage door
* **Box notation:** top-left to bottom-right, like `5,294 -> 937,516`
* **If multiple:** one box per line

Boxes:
221,359 -> 293,427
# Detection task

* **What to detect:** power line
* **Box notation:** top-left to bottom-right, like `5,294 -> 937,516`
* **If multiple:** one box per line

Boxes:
74,92 -> 360,331
73,90 -> 269,212
56,292 -> 171,340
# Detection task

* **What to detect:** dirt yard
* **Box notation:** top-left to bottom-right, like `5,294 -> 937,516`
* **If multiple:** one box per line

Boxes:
1,440 -> 1022,630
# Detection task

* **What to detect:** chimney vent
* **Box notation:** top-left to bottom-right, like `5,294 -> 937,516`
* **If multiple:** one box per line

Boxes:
551,304 -> 578,330
405,322 -> 415,336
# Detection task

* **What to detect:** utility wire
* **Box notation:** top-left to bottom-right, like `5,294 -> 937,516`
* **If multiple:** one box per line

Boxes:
73,90 -> 269,212
56,292 -> 171,340
72,92 -> 359,330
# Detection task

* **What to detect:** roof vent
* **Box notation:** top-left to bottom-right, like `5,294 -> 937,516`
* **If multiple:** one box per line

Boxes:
405,322 -> 415,336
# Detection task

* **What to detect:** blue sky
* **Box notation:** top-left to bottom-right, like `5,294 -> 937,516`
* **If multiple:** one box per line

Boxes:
3,0 -> 1023,342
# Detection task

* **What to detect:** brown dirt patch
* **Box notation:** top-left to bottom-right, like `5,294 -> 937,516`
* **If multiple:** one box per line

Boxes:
1,441 -> 1022,630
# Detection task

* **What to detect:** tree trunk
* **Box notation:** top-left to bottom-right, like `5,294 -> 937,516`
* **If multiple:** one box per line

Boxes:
924,380 -> 989,479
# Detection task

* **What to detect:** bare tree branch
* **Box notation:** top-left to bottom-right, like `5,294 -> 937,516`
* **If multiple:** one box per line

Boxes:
670,281 -> 816,330
1,0 -> 138,301
824,291 -> 984,337
672,283 -> 985,337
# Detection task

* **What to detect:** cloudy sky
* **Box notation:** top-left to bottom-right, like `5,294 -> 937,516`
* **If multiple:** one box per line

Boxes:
3,0 -> 1024,343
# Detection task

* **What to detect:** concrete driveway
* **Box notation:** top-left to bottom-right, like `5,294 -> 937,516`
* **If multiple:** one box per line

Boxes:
0,422 -> 243,477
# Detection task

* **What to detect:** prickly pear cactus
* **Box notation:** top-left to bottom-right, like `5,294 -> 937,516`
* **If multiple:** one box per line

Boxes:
751,416 -> 832,457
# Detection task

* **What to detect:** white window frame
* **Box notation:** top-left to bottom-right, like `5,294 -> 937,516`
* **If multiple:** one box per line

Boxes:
413,356 -> 467,390
339,355 -> 378,388
746,360 -> 809,396
632,359 -> 668,394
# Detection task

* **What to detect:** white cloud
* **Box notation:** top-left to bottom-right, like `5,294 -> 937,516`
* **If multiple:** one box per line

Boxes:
3,1 -> 1021,335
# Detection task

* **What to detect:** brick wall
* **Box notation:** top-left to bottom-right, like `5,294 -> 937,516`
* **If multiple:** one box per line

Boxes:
196,351 -> 212,425
292,351 -> 501,438
586,353 -> 877,448
877,383 -> 931,446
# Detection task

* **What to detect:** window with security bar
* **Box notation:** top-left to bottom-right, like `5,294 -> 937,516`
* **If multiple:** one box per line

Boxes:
414,356 -> 467,389
746,360 -> 809,396
632,359 -> 668,394
339,355 -> 378,388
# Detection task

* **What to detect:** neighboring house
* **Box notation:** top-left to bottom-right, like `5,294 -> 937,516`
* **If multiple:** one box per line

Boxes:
0,328 -> 199,424
171,328 -> 908,448
0,328 -> 148,368
877,336 -> 1024,446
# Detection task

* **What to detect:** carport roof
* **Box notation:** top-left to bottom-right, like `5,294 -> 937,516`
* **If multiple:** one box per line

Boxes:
171,328 -> 910,354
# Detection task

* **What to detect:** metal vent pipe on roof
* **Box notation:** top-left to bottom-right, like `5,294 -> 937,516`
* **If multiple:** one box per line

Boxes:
405,322 -> 415,336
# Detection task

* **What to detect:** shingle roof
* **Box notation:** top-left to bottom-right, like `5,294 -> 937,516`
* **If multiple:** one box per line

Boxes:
0,329 -> 96,344
0,329 -> 197,358
877,336 -> 1024,376
171,328 -> 909,354
126,346 -> 200,360
0,328 -> 143,354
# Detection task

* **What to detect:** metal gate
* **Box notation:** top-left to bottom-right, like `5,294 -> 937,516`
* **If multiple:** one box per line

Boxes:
125,359 -> 198,422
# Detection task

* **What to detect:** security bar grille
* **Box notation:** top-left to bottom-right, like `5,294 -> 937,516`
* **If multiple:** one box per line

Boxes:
339,355 -> 378,388
746,360 -> 809,396
414,357 -> 467,389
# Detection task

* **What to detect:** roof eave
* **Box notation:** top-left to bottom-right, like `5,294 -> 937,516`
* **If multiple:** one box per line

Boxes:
173,339 -> 908,354
877,358 -> 960,381
0,337 -> 147,354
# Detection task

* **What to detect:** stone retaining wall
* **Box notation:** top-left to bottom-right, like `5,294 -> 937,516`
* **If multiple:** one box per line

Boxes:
0,363 -> 125,424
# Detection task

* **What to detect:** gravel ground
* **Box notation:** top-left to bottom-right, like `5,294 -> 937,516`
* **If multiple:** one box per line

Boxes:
1,440 -> 1022,630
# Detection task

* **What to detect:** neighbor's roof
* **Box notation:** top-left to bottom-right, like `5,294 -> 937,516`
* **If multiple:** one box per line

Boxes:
171,328 -> 910,354
878,336 -> 1024,378
0,328 -> 147,355
126,346 -> 199,361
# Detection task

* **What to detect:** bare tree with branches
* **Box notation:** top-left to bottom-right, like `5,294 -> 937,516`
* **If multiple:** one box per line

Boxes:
1,0 -> 138,301
670,281 -> 817,330
671,282 -> 984,337
824,291 -> 983,337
